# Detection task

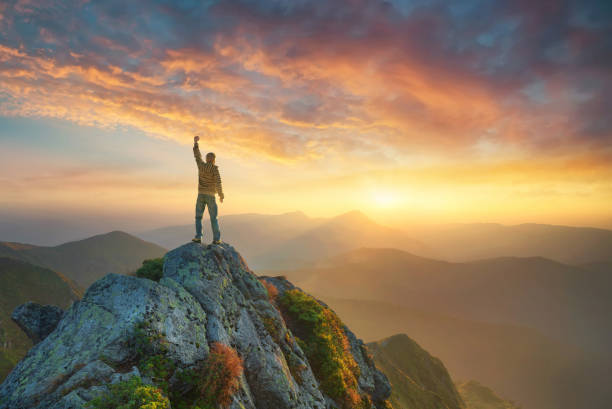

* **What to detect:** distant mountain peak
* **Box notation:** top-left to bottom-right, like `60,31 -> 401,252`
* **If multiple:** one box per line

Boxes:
1,231 -> 166,288
330,210 -> 374,224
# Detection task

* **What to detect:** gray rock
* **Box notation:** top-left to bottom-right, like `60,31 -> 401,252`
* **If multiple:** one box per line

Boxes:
0,242 -> 392,409
11,302 -> 64,344
0,272 -> 207,409
261,275 -> 392,409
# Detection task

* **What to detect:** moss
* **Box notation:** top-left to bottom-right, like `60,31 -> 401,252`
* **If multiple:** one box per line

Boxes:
130,321 -> 176,394
262,316 -> 280,342
284,350 -> 307,385
279,289 -> 364,409
135,258 -> 165,282
129,321 -> 243,409
86,376 -> 170,409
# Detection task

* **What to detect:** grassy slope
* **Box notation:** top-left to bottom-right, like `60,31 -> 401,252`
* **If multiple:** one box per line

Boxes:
456,380 -> 520,409
368,334 -> 465,409
0,230 -> 166,288
0,257 -> 82,381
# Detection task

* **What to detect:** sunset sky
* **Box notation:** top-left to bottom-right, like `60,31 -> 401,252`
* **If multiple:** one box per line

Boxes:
1,0 -> 611,241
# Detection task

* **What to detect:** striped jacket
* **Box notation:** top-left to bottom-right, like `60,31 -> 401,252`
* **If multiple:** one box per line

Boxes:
193,143 -> 223,197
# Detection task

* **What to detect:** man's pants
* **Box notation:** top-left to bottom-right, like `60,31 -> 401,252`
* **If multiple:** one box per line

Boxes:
195,193 -> 220,241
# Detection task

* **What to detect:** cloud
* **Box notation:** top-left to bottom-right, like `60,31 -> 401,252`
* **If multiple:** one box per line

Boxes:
0,0 -> 610,163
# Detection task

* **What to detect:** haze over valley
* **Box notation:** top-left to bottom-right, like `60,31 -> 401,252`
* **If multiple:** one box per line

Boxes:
1,210 -> 610,409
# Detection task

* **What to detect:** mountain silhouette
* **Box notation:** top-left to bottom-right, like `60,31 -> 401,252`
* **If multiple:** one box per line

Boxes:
0,231 -> 166,287
291,247 -> 612,355
417,222 -> 612,264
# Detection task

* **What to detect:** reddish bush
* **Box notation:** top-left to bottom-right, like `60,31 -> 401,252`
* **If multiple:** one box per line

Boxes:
199,342 -> 243,408
261,280 -> 279,300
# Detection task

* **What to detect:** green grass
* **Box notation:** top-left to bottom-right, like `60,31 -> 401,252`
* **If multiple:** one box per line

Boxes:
279,289 -> 369,409
86,376 -> 170,409
129,322 -> 242,409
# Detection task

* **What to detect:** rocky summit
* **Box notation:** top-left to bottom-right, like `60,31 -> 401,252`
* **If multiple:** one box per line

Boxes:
0,242 -> 391,409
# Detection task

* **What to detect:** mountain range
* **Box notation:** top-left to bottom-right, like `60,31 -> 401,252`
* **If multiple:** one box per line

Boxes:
284,246 -> 611,409
289,247 -> 612,355
368,333 -> 521,409
138,210 -> 428,270
0,231 -> 166,288
138,211 -> 612,269
316,296 -> 602,409
414,222 -> 612,264
2,211 -> 611,408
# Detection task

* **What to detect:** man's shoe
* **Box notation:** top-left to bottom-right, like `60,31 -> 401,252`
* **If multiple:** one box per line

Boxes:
192,237 -> 201,243
212,240 -> 222,245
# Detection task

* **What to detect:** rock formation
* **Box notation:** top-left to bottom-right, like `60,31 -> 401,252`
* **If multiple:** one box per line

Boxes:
11,302 -> 64,345
0,242 -> 391,409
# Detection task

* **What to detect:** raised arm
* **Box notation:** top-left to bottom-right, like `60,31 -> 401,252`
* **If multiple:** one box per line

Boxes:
193,135 -> 203,165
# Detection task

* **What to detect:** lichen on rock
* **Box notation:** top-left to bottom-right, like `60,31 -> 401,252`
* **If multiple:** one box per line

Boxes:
0,242 -> 391,409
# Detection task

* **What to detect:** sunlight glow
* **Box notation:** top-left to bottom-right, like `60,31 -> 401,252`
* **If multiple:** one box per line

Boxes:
373,191 -> 400,208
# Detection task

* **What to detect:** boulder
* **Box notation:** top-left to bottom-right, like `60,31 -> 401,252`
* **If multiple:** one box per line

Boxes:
11,302 -> 65,344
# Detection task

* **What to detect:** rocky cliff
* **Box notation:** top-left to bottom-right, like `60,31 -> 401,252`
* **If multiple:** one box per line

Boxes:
0,242 -> 391,409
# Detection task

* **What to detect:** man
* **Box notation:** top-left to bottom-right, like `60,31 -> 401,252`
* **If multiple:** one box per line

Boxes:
192,135 -> 224,244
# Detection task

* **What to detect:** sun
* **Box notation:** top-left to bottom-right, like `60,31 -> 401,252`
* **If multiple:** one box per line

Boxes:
373,191 -> 399,208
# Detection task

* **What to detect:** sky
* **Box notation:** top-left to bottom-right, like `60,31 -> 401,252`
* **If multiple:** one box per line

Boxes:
1,0 -> 611,243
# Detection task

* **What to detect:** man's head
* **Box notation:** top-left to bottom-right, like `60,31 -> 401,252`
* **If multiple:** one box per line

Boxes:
206,152 -> 216,164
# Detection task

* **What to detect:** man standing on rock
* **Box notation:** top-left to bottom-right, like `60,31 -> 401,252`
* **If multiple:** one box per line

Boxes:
192,135 -> 224,244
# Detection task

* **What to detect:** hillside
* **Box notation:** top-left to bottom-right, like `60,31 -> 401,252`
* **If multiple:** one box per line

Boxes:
417,223 -> 612,264
290,248 -> 612,355
0,257 -> 82,381
316,297 -> 606,409
0,231 -> 167,287
367,334 -> 465,409
456,381 -> 520,409
0,243 -> 392,409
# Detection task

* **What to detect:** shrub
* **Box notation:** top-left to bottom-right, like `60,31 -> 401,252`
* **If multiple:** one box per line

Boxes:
136,258 -> 165,282
86,376 -> 170,409
129,323 -> 243,409
279,289 -> 364,408
198,342 -> 243,408
260,280 -> 278,300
